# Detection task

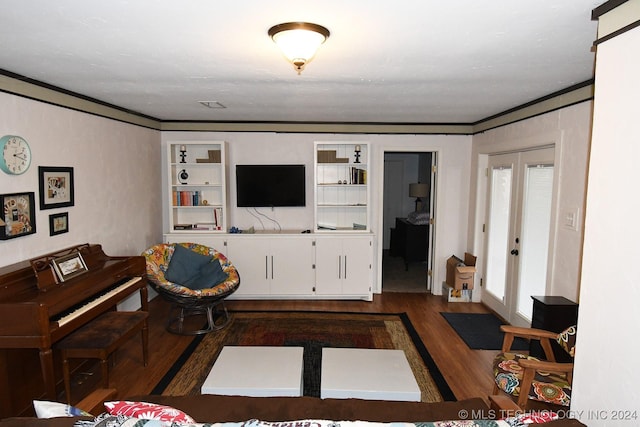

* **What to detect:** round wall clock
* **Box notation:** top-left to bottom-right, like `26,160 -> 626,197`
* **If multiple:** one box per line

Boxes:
0,135 -> 32,175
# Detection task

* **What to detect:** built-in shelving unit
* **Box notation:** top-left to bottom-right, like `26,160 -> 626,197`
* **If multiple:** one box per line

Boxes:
314,142 -> 370,232
166,141 -> 227,234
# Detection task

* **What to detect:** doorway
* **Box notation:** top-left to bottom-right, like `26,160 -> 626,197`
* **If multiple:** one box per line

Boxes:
382,151 -> 435,292
482,147 -> 555,326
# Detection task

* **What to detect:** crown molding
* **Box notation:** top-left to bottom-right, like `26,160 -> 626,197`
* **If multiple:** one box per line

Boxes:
0,69 -> 592,135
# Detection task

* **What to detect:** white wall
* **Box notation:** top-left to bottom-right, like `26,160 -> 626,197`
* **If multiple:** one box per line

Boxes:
162,131 -> 472,294
571,24 -> 640,426
0,92 -> 162,268
469,101 -> 592,304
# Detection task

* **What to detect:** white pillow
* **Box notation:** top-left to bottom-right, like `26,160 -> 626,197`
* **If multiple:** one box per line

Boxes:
33,400 -> 92,418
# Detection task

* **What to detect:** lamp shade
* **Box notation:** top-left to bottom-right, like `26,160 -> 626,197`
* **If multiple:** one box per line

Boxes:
409,183 -> 429,198
269,22 -> 330,73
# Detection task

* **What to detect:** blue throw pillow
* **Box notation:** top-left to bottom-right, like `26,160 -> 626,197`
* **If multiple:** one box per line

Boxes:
164,244 -> 213,284
183,259 -> 229,290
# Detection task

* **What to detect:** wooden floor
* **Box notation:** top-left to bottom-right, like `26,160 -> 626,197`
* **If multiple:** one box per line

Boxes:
96,292 -> 499,405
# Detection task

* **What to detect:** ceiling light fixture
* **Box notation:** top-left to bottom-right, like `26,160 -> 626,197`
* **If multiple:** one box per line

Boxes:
268,22 -> 330,74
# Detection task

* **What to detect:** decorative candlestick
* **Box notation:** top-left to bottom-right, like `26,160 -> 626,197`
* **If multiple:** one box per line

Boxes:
179,145 -> 187,163
354,145 -> 361,163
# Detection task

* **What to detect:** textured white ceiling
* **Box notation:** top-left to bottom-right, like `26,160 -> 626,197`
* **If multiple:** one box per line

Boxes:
0,1 -> 601,123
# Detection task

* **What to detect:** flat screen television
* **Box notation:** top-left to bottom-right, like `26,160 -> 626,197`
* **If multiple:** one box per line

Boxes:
236,164 -> 306,207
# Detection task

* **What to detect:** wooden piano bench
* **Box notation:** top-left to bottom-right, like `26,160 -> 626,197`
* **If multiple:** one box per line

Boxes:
56,310 -> 149,404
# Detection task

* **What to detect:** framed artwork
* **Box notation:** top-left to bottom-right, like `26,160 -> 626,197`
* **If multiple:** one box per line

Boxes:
0,192 -> 36,240
39,166 -> 74,210
49,212 -> 69,236
51,251 -> 88,282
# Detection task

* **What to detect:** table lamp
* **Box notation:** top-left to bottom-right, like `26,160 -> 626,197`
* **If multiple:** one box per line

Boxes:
409,183 -> 429,212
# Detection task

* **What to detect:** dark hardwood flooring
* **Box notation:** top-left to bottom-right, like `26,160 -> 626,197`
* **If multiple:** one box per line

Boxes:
93,292 -> 499,406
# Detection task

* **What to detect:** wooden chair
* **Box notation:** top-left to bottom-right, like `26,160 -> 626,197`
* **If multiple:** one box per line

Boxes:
492,324 -> 576,409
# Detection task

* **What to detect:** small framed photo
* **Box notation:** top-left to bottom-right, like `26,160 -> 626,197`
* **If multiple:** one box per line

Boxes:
49,212 -> 69,236
39,166 -> 74,210
51,252 -> 88,282
0,192 -> 36,240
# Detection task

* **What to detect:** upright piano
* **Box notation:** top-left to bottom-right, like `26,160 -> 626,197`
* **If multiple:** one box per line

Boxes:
0,244 -> 148,415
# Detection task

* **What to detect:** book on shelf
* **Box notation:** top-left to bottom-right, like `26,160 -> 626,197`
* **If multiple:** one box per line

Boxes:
172,190 -> 203,206
193,222 -> 217,230
350,167 -> 366,184
213,207 -> 223,230
173,223 -> 193,230
317,223 -> 337,230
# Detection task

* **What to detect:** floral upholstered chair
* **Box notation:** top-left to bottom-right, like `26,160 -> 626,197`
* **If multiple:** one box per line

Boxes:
142,243 -> 240,335
493,324 -> 576,409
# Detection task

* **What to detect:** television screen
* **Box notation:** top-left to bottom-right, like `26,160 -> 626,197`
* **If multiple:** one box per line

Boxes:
236,164 -> 306,207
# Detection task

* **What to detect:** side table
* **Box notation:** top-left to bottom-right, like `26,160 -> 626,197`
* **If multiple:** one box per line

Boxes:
530,296 -> 578,362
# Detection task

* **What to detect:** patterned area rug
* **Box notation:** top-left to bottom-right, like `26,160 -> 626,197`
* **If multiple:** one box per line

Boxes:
152,311 -> 454,402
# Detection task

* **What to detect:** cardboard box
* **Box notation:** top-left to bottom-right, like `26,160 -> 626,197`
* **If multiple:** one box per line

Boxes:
442,282 -> 472,302
446,252 -> 477,290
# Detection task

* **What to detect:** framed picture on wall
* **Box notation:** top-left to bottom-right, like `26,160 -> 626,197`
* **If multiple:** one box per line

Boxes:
49,212 -> 69,236
0,192 -> 36,240
39,166 -> 74,210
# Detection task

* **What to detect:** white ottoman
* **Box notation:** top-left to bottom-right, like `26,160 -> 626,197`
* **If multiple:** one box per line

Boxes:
201,346 -> 304,397
321,348 -> 421,401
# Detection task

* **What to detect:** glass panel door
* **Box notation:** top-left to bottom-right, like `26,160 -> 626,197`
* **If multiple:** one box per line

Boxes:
483,153 -> 518,320
485,166 -> 513,302
515,163 -> 554,320
482,148 -> 554,325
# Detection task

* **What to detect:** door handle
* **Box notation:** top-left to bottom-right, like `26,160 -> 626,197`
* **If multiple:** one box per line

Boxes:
510,249 -> 519,256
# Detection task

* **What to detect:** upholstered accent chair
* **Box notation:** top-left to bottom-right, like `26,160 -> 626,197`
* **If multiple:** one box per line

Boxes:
142,243 -> 240,335
493,324 -> 576,409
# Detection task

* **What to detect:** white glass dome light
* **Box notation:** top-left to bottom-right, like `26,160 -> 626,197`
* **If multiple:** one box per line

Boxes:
268,22 -> 330,74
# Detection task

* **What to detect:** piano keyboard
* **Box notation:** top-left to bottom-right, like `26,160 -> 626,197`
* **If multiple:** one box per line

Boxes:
54,276 -> 142,327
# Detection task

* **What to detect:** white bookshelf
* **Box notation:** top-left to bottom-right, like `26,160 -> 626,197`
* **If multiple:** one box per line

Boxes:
314,142 -> 370,232
166,141 -> 228,234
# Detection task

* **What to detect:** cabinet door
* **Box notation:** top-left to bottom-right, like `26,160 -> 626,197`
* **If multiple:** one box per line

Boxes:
270,238 -> 315,296
315,238 -> 344,295
341,237 -> 373,297
226,238 -> 271,297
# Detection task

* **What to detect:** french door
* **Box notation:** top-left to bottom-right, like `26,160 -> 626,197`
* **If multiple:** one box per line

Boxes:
482,148 -> 555,326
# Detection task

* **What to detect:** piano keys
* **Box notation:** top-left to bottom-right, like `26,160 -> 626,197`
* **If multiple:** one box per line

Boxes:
0,244 -> 148,415
53,276 -> 143,327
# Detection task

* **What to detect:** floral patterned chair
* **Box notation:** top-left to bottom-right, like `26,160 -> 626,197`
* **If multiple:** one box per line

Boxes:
493,324 -> 576,409
142,243 -> 240,335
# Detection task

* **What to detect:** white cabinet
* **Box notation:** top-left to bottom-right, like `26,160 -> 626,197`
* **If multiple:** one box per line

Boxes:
166,141 -> 228,236
315,235 -> 373,299
227,235 -> 315,298
314,142 -> 370,232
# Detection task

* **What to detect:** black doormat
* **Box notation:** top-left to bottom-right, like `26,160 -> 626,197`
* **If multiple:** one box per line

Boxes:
440,312 -> 530,351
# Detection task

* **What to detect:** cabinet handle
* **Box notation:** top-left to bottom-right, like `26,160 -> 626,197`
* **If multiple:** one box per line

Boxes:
271,256 -> 274,280
344,255 -> 347,279
338,256 -> 342,279
265,256 -> 268,279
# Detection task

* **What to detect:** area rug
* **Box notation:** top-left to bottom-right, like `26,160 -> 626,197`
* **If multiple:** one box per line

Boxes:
152,311 -> 455,402
440,312 -> 529,351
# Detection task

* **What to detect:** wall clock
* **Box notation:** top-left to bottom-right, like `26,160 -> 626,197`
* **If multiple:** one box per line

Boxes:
0,135 -> 32,175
